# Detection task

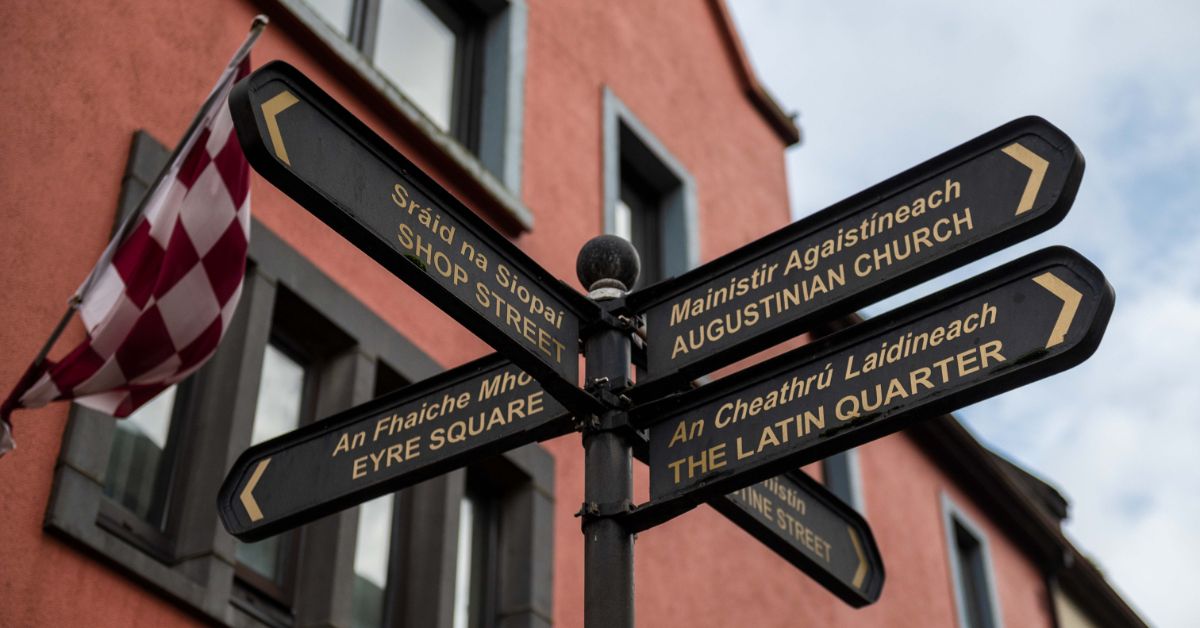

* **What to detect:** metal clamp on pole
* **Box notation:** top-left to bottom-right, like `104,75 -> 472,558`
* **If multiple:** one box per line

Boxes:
577,235 -> 640,628
574,499 -> 637,526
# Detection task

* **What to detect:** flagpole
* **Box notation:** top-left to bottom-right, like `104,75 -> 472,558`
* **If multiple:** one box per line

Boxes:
27,15 -> 268,372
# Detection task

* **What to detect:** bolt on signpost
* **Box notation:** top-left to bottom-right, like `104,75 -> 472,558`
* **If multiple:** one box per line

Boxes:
219,61 -> 1113,628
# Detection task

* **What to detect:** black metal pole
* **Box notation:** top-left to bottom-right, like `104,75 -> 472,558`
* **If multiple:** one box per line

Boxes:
577,236 -> 640,628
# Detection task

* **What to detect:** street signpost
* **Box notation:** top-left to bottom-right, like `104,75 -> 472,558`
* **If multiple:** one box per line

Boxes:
630,247 -> 1112,528
228,61 -> 597,410
714,472 -> 884,607
218,354 -> 571,541
627,117 -> 1084,399
221,60 -> 1114,626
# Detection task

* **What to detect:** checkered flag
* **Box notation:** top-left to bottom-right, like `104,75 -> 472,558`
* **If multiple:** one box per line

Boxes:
1,23 -> 265,456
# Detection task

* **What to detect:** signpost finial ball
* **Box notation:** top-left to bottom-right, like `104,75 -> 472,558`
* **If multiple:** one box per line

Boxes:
577,235 -> 640,292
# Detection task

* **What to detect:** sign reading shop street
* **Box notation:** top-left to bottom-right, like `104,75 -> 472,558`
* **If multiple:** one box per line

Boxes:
628,117 -> 1084,397
640,247 -> 1113,510
218,355 -> 570,541
228,62 -> 596,409
714,473 -> 883,607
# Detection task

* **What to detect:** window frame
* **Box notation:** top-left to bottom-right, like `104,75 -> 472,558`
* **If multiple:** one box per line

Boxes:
942,492 -> 1005,628
233,335 -> 324,611
272,0 -> 529,198
95,378 -> 193,561
385,446 -> 555,628
602,86 -> 699,288
821,447 -> 866,514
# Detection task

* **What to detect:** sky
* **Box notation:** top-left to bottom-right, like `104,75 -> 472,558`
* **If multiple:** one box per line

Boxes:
726,1 -> 1200,626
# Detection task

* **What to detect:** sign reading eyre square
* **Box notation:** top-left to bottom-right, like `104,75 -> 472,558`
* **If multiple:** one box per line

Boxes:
628,117 -> 1084,397
641,247 -> 1113,509
219,345 -> 885,606
218,354 -> 571,542
228,61 -> 595,409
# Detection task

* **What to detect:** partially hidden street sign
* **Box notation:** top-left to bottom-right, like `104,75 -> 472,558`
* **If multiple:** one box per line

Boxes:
221,61 -> 1110,623
218,354 -> 570,541
628,117 -> 1084,398
635,247 -> 1112,524
228,61 -> 596,410
714,472 -> 883,607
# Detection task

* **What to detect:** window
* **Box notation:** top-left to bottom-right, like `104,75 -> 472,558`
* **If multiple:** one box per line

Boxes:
351,493 -> 396,628
288,0 -> 528,192
350,364 -> 408,628
93,132 -> 185,548
347,446 -> 554,628
305,0 -> 353,35
235,343 -> 309,601
101,384 -> 179,530
614,164 -> 664,288
942,494 -> 1003,628
451,473 -> 499,628
374,0 -> 476,138
48,129 -> 554,627
821,448 -> 864,513
603,88 -> 698,289
315,0 -> 482,141
305,0 -> 354,36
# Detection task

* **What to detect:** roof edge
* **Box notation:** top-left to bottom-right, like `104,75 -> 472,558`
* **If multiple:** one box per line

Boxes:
706,0 -> 802,146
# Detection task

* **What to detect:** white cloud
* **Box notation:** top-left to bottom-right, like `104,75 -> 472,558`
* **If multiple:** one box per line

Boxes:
968,269 -> 1200,625
728,1 -> 1200,625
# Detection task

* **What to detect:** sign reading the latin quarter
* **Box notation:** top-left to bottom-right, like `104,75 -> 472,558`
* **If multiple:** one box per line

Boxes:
228,61 -> 596,410
640,247 -> 1112,510
627,117 -> 1084,398
218,354 -> 571,541
714,472 -> 884,607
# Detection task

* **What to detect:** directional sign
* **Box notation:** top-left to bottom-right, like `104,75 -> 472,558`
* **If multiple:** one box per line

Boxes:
627,117 -> 1084,398
228,61 -> 596,409
713,472 -> 884,607
635,247 -> 1112,520
218,354 -> 571,541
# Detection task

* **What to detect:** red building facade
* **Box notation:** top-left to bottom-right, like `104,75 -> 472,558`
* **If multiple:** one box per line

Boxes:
0,1 -> 1142,627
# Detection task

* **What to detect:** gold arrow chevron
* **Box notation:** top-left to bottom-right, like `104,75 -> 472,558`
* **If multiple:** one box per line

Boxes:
1001,142 -> 1049,215
240,458 -> 271,522
1033,272 -> 1082,348
848,526 -> 869,590
262,91 -> 300,165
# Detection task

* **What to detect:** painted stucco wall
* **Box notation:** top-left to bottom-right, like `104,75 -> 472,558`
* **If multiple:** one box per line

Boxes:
0,1 -> 1054,627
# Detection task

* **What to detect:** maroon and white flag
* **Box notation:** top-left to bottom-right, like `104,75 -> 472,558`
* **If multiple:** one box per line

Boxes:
1,46 -> 257,456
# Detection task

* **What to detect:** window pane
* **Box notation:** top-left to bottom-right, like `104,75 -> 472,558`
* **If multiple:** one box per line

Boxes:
250,345 -> 306,445
613,199 -> 633,243
237,535 -> 284,582
619,167 -> 663,287
352,494 -> 395,628
374,0 -> 458,131
103,386 -> 178,528
304,0 -> 354,36
451,494 -> 476,628
953,521 -> 996,628
236,344 -> 307,583
822,449 -> 860,511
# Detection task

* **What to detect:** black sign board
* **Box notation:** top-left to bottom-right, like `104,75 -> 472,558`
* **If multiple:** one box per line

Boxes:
627,117 -> 1084,398
637,247 -> 1112,519
714,472 -> 884,607
218,354 -> 571,541
228,62 -> 596,410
